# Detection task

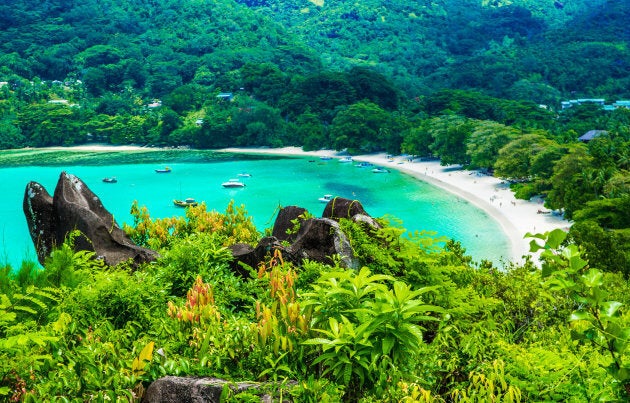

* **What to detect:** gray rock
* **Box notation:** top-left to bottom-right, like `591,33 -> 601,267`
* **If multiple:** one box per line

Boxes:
143,376 -> 293,402
271,205 -> 308,242
322,197 -> 369,220
23,171 -> 158,267
143,376 -> 259,402
287,218 -> 358,269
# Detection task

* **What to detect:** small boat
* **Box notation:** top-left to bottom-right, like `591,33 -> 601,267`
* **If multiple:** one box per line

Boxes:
318,194 -> 334,203
339,156 -> 353,163
372,167 -> 390,173
173,198 -> 198,207
155,166 -> 172,173
102,177 -> 117,183
355,162 -> 373,168
320,156 -> 332,161
237,172 -> 252,177
222,179 -> 246,188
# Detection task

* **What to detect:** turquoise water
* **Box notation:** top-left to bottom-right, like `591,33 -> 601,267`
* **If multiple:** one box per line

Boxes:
0,150 -> 510,268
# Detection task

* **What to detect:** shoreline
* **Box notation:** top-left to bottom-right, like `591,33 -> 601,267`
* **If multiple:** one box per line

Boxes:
14,144 -> 570,264
218,147 -> 571,265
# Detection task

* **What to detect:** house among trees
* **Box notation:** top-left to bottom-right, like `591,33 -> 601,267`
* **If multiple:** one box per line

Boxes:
561,98 -> 630,111
561,98 -> 605,109
578,129 -> 607,142
216,92 -> 234,101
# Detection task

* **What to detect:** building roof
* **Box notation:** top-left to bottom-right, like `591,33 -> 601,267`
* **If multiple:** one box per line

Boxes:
578,130 -> 607,142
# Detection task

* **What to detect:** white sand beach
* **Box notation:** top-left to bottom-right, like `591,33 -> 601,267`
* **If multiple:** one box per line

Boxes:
219,147 -> 571,265
32,143 -> 570,264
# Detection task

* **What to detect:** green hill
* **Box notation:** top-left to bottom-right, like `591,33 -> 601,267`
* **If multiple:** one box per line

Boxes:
1,0 -> 628,101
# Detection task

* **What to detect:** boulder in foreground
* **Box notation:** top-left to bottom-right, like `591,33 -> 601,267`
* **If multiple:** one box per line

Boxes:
23,171 -> 158,267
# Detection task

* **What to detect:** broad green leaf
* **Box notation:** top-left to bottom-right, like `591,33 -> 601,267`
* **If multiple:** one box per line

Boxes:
382,336 -> 395,355
600,301 -> 623,319
569,255 -> 589,272
569,310 -> 595,322
546,228 -> 567,249
528,239 -> 544,253
581,269 -> 603,287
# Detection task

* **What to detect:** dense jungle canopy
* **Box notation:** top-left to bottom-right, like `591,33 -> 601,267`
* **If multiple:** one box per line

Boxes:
2,1 -> 630,401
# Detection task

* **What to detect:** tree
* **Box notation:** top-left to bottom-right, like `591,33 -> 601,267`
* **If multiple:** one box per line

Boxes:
279,72 -> 356,122
330,100 -> 391,154
18,103 -> 83,147
546,144 -> 596,218
0,119 -> 24,149
569,220 -> 630,277
294,111 -> 328,151
240,62 -> 288,106
466,120 -> 519,170
347,66 -> 400,110
163,84 -> 207,115
428,114 -> 472,166
401,121 -> 433,157
494,132 -> 552,180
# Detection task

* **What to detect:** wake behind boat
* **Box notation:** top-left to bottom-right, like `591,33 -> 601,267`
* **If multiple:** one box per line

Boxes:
222,178 -> 246,188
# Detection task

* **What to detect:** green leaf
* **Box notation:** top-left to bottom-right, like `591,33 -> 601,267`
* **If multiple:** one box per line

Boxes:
528,239 -> 544,253
569,310 -> 595,322
569,255 -> 589,273
382,336 -> 395,355
581,269 -> 603,288
600,301 -> 623,319
546,228 -> 567,249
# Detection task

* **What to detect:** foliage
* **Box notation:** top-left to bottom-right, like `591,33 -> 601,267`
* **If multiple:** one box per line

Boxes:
530,228 -> 630,399
125,199 -> 260,251
302,267 -> 443,399
3,200 -> 630,400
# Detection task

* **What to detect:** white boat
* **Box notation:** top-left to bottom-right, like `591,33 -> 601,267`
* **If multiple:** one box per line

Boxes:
237,172 -> 252,177
372,167 -> 390,173
318,194 -> 334,203
222,179 -> 246,188
355,162 -> 373,168
339,156 -> 353,163
320,156 -> 332,161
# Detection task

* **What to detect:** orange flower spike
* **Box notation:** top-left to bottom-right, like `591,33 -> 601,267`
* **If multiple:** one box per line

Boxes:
257,262 -> 267,279
167,301 -> 176,317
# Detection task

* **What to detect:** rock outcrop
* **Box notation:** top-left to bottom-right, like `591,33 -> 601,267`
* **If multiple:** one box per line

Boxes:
23,171 -> 158,267
230,198 -> 378,273
271,205 -> 308,242
143,376 -> 284,403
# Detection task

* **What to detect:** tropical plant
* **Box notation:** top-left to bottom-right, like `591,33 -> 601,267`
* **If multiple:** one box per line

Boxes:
302,267 -> 443,399
530,228 -> 630,399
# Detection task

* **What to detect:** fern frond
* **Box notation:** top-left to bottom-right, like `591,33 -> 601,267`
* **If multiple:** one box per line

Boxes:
12,306 -> 38,315
32,287 -> 63,303
0,311 -> 17,325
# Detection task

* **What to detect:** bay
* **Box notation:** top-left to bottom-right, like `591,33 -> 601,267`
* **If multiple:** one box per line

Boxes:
0,149 -> 510,268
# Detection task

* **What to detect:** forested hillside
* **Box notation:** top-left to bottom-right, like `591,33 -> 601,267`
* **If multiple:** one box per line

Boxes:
1,0 -> 629,101
2,1 -> 630,400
